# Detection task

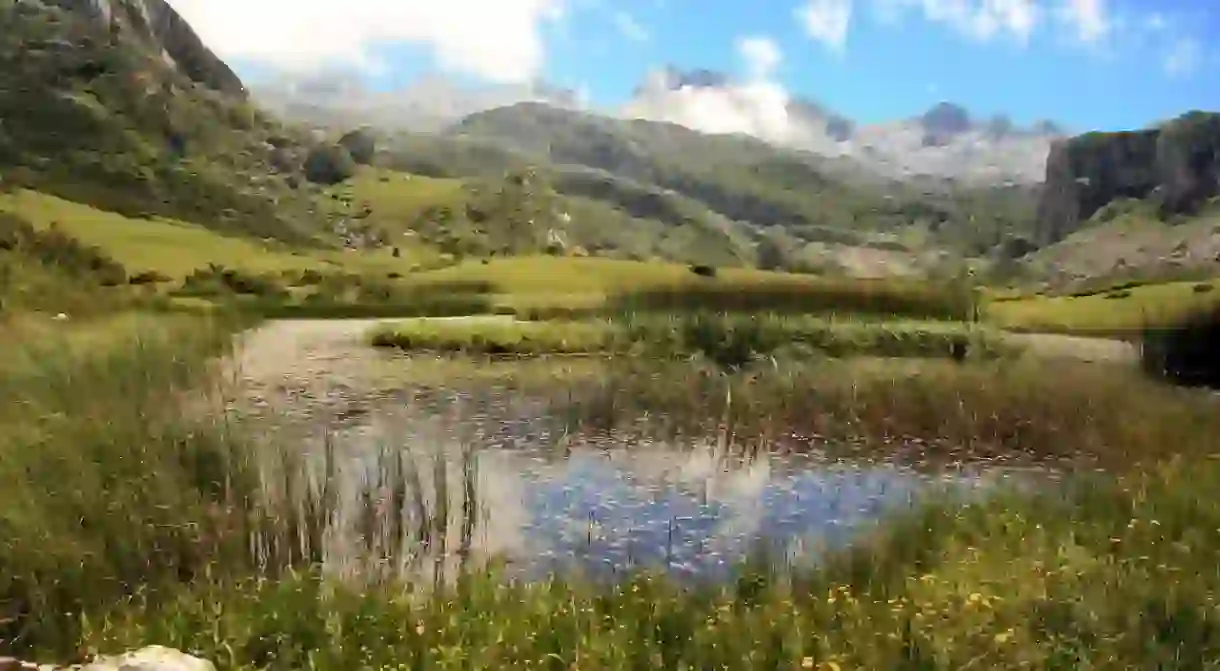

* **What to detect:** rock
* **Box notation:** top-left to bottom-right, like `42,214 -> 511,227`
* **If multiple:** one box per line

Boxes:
81,647 -> 215,671
337,128 -> 377,165
1035,111 -> 1220,245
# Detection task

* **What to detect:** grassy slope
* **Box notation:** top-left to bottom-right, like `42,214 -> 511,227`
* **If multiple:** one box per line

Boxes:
989,280 -> 1220,334
0,189 -> 419,279
324,167 -> 753,267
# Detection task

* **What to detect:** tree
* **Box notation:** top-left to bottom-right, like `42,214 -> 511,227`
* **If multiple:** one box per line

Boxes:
756,236 -> 789,270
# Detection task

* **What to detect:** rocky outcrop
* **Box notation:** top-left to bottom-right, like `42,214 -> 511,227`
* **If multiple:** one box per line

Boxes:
1034,111 -> 1220,245
338,128 -> 377,165
45,0 -> 245,97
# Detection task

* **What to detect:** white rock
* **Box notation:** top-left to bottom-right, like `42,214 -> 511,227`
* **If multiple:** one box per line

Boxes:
81,647 -> 215,671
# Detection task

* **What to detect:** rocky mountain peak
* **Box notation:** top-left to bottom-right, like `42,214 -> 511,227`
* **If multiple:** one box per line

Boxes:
920,102 -> 973,135
41,0 -> 245,97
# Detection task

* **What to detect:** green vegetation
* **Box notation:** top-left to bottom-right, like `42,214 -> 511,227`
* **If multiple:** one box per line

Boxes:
0,2 -> 326,243
8,313 -> 1220,669
988,279 -> 1220,335
369,313 -> 1009,365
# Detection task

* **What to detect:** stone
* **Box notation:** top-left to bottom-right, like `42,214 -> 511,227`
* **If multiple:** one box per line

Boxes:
81,647 -> 215,671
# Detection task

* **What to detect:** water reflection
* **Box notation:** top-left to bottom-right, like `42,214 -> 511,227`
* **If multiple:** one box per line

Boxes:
295,395 -> 1045,584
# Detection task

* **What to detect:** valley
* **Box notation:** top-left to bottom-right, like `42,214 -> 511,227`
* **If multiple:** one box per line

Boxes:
3,0 -> 1220,669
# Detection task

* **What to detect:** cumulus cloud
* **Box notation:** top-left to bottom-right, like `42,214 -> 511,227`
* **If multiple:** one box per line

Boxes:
1055,0 -> 1110,44
796,0 -> 853,51
875,0 -> 1039,43
165,0 -> 565,83
1163,37 -> 1201,78
612,10 -> 650,42
621,35 -> 799,144
736,36 -> 783,78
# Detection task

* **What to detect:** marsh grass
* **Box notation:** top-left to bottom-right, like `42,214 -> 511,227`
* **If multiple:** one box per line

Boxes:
369,313 -> 1010,365
8,312 -> 1220,669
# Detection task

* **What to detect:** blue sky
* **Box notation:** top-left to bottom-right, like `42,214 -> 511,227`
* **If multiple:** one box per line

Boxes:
174,0 -> 1219,132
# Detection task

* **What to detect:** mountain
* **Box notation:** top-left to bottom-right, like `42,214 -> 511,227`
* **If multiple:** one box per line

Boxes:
439,102 -> 1037,258
254,73 -> 582,133
0,0 -> 327,242
254,67 -> 1064,186
1035,111 -> 1220,245
41,0 -> 245,97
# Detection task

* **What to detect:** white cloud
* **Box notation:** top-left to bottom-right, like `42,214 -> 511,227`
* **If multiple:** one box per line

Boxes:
612,10 -> 650,42
796,0 -> 853,52
736,36 -> 783,78
1164,37 -> 1201,78
877,0 -> 1040,43
1055,0 -> 1110,44
165,0 -> 565,83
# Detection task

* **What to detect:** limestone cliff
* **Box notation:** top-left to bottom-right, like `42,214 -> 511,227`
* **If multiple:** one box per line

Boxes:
1035,111 -> 1220,245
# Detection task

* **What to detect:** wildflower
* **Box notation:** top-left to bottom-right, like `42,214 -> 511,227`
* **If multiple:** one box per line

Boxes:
801,657 -> 815,669
994,629 -> 1014,644
415,623 -> 426,635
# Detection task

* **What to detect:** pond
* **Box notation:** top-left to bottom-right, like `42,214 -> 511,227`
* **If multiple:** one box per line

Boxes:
257,386 -> 1053,584
228,321 -> 1058,584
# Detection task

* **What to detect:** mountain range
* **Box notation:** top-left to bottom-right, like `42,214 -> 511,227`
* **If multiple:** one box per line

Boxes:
255,67 -> 1065,185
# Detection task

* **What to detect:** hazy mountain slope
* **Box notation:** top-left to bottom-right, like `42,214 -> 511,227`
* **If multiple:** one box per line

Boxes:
447,102 -> 1037,256
623,72 -> 1063,185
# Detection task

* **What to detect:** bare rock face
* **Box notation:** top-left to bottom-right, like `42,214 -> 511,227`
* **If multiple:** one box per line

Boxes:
1034,111 -> 1220,245
43,0 -> 245,97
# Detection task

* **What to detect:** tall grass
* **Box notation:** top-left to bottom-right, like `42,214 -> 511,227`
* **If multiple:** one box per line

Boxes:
8,312 -> 1220,668
607,279 -> 973,321
369,313 -> 1010,365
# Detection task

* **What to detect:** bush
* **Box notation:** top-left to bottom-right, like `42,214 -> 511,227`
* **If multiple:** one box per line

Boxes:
0,212 -> 127,285
128,270 -> 172,285
1193,283 -> 1214,294
178,264 -> 286,298
1142,304 -> 1220,389
689,264 -> 717,278
303,144 -> 356,185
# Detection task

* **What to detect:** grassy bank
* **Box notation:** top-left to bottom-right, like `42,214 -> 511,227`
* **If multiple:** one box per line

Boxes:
368,314 -> 1009,364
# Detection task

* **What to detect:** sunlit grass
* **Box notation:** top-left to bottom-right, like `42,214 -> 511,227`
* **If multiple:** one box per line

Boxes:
0,189 -> 430,279
988,279 -> 1220,335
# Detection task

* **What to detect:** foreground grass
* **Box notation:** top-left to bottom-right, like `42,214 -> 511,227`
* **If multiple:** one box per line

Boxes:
8,312 -> 1220,668
368,313 -> 1009,363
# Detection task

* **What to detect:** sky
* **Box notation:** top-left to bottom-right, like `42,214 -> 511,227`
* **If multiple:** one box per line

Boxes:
167,0 -> 1220,132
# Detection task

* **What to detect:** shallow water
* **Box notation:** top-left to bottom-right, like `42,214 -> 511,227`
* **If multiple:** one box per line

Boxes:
273,387 -> 1052,584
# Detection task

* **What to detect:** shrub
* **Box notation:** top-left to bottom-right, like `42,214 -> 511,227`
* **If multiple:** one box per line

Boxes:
1142,304 -> 1220,389
689,264 -> 717,278
303,144 -> 356,185
178,264 -> 286,298
128,270 -> 172,285
1193,283 -> 1214,294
